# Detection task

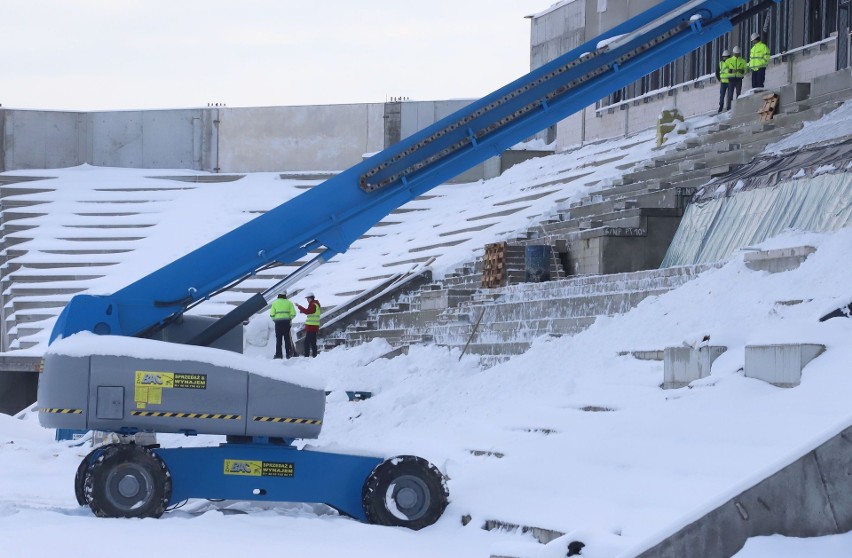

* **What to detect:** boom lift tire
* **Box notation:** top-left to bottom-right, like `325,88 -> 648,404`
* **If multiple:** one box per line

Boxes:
74,451 -> 95,506
362,455 -> 448,530
85,444 -> 172,518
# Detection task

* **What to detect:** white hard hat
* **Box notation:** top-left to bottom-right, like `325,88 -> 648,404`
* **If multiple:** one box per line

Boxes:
751,32 -> 760,41
722,49 -> 730,57
732,46 -> 741,54
304,291 -> 314,298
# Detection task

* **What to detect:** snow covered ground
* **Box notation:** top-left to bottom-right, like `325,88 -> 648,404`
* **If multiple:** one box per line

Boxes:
1,128 -> 671,351
3,100 -> 852,556
4,226 -> 852,557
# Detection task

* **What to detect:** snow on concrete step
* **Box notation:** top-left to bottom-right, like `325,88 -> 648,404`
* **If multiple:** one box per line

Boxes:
467,449 -> 505,458
482,519 -> 565,545
150,174 -> 246,183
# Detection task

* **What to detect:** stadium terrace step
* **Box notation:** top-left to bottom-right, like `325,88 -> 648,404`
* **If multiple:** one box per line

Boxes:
57,223 -> 157,229
149,174 -> 246,183
8,312 -> 58,324
522,171 -> 596,191
344,328 -> 408,346
0,198 -> 52,210
678,159 -> 706,172
377,309 -> 443,330
482,519 -> 565,545
277,171 -> 337,181
1,211 -> 49,222
54,235 -> 147,242
401,332 -> 433,344
618,349 -> 666,361
675,138 -> 701,151
455,341 -> 533,357
780,101 -> 811,114
433,317 -> 595,345
12,299 -> 69,311
12,326 -> 44,339
0,176 -> 56,188
4,261 -> 117,273
4,272 -> 107,283
2,222 -> 38,236
7,285 -> 85,296
422,264 -> 712,358
561,184 -> 685,217
465,206 -> 532,222
5,248 -> 134,257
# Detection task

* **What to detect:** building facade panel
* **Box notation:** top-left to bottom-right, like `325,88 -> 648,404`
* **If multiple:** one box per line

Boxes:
530,0 -> 849,148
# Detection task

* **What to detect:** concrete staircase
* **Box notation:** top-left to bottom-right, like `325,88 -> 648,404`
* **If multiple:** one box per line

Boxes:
0,175 -> 229,350
3,70 -> 851,363
319,70 -> 852,363
327,265 -> 712,366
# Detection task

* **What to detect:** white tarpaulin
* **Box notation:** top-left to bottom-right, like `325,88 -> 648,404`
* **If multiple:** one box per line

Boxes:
663,172 -> 852,266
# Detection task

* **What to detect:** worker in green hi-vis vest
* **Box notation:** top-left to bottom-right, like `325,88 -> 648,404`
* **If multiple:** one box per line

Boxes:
722,46 -> 747,111
270,292 -> 296,359
716,49 -> 731,113
749,32 -> 771,89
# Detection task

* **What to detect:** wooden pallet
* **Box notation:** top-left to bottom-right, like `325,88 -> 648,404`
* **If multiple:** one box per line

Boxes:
759,93 -> 779,122
481,242 -> 507,289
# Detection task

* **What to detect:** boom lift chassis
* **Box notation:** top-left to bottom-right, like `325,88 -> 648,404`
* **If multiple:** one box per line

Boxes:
75,440 -> 447,529
39,0 -> 777,529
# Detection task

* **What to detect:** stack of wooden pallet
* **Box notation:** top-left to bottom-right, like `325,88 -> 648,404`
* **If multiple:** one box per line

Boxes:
759,93 -> 779,122
481,242 -> 507,288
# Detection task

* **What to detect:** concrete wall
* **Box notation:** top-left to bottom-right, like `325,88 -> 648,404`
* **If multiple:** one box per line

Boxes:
556,41 -> 839,149
1,110 -> 83,169
87,109 -> 214,170
399,100 -> 472,138
1,108 -> 213,171
0,100 -> 497,179
586,0 -> 663,40
398,99 -> 502,183
532,0 -> 842,150
530,1 -> 587,72
218,103 -> 385,172
636,423 -> 852,558
531,0 -> 664,72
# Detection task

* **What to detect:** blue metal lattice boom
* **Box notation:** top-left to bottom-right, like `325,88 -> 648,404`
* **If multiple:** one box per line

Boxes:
49,0 -> 776,344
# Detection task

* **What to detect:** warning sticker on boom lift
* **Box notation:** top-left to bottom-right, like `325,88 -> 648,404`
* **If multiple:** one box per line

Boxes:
134,371 -> 208,408
224,459 -> 295,477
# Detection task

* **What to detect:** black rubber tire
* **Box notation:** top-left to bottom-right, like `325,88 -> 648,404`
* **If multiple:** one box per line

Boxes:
362,455 -> 449,530
74,449 -> 97,506
85,444 -> 171,518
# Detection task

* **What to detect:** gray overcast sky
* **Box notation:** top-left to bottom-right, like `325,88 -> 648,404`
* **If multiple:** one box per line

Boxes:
2,1 -> 557,111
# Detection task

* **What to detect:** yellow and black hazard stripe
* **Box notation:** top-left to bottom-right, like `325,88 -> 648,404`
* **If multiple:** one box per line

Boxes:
40,407 -> 83,415
252,416 -> 323,425
131,411 -> 241,420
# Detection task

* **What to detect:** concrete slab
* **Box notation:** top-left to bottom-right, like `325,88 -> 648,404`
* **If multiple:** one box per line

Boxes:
744,343 -> 826,387
743,245 -> 816,273
636,423 -> 852,558
663,345 -> 728,389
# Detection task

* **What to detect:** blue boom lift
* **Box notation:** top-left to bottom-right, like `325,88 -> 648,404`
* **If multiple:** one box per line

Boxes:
39,0 -> 777,529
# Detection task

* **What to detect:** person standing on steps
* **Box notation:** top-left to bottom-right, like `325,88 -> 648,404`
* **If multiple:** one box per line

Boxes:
270,292 -> 296,359
297,292 -> 321,358
716,49 -> 731,113
748,32 -> 770,89
723,46 -> 747,111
